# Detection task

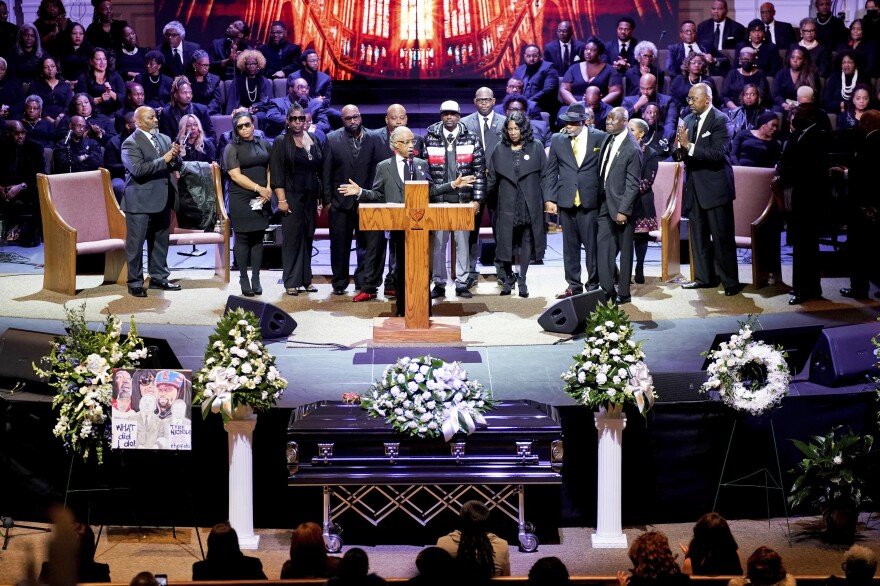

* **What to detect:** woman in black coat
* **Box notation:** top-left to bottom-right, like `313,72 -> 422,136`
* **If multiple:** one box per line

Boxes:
486,110 -> 546,298
627,118 -> 659,284
192,521 -> 267,581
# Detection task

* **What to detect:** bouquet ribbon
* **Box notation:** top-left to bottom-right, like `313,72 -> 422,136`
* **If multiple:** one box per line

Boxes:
440,405 -> 486,442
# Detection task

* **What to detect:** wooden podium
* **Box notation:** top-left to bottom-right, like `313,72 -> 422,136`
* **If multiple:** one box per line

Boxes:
359,181 -> 474,343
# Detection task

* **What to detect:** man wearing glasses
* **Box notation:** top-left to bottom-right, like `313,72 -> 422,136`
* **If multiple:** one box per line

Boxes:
266,77 -> 329,138
322,104 -> 384,299
53,116 -> 104,174
512,44 -> 559,117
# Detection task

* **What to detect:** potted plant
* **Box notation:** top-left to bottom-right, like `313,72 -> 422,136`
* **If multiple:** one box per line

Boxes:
788,426 -> 874,541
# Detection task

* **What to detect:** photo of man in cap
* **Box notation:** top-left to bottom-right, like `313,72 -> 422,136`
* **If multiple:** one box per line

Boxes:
154,370 -> 191,420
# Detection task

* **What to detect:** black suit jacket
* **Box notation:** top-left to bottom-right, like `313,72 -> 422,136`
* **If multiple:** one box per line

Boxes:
512,62 -> 559,106
208,37 -> 247,78
259,41 -> 302,76
462,111 -> 505,159
322,128 -> 382,210
767,20 -> 796,50
697,18 -> 747,50
622,93 -> 678,141
599,131 -> 642,218
543,39 -> 586,74
359,156 -> 453,203
734,41 -> 783,76
543,127 -> 608,209
160,40 -> 200,77
672,107 -> 735,213
605,37 -> 639,69
159,102 -> 215,140
371,127 -> 426,160
666,42 -> 730,78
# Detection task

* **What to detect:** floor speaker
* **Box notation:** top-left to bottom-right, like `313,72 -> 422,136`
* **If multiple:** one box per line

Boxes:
808,322 -> 880,387
225,296 -> 297,339
0,328 -> 54,393
537,290 -> 604,334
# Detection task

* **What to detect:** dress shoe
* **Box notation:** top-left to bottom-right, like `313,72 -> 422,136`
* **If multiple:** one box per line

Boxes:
128,287 -> 147,298
285,288 -> 299,296
250,275 -> 262,295
839,287 -> 868,299
499,275 -> 516,296
455,287 -> 473,298
302,285 -> 318,293
332,288 -> 346,295
634,265 -> 645,284
353,291 -> 377,302
531,259 -> 544,265
465,276 -> 478,289
724,283 -> 746,296
585,284 -> 601,292
239,276 -> 254,297
682,280 -> 717,290
149,279 -> 181,291
555,288 -> 579,299
614,294 -> 632,304
430,286 -> 446,299
383,288 -> 396,298
517,275 -> 529,298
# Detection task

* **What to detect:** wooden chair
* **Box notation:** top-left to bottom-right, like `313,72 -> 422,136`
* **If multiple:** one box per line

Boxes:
36,168 -> 127,295
169,162 -> 231,282
687,165 -> 780,288
647,161 -> 683,281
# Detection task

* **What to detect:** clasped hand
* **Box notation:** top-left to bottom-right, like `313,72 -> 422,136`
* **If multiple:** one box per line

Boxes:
163,142 -> 181,163
676,125 -> 690,149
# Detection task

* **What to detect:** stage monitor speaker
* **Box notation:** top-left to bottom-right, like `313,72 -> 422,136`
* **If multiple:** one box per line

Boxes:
808,322 -> 880,387
225,296 -> 297,339
537,290 -> 604,334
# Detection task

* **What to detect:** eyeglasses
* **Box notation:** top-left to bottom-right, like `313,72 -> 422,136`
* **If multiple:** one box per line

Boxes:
342,114 -> 361,121
801,28 -> 816,33
685,96 -> 702,103
475,97 -> 494,103
393,139 -> 416,145
235,121 -> 253,130
287,115 -> 306,122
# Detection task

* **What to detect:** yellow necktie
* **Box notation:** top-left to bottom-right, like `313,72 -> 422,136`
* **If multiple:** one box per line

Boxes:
572,136 -> 581,207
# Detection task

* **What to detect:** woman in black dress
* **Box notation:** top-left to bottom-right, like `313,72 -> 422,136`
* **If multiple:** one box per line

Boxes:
627,118 -> 659,284
31,56 -> 72,121
224,111 -> 272,296
486,110 -> 546,297
792,18 -> 831,78
192,521 -> 266,581
822,49 -> 862,115
560,37 -> 623,106
8,24 -> 45,85
85,0 -> 128,53
680,512 -> 743,575
58,23 -> 92,83
77,47 -> 126,116
34,0 -> 73,56
114,25 -> 148,82
269,103 -> 323,296
730,111 -> 781,168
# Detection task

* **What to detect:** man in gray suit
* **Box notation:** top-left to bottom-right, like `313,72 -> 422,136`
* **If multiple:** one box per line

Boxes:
121,106 -> 182,297
462,87 -> 506,286
543,103 -> 608,299
597,107 -> 642,304
337,126 -> 475,317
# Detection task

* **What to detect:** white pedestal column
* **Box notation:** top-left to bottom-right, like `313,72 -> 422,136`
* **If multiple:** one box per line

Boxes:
225,406 -> 259,549
591,403 -> 628,548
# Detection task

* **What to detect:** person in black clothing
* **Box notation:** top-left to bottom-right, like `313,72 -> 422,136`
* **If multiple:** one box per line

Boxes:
628,118 -> 659,284
59,23 -> 92,83
187,49 -> 220,107
259,21 -> 301,79
733,19 -> 782,77
8,23 -> 45,85
679,512 -> 743,575
20,94 -> 55,148
825,545 -> 878,586
40,523 -> 111,583
406,547 -> 456,586
62,92 -> 116,146
0,56 -> 23,119
1,121 -> 45,246
53,114 -> 104,173
528,557 -> 571,586
720,46 -> 772,111
618,531 -> 690,586
105,110 -> 136,201
176,113 -> 216,163
773,47 -> 819,117
85,0 -> 127,52
33,0 -> 73,56
114,25 -> 148,82
32,55 -> 72,121
0,2 -> 16,57
77,46 -> 126,115
160,76 -> 214,140
280,521 -> 341,579
814,0 -> 849,49
208,19 -> 249,80
730,110 -> 781,168
135,50 -> 172,111
327,548 -> 386,586
116,81 -> 143,130
192,521 -> 267,581
727,83 -> 767,137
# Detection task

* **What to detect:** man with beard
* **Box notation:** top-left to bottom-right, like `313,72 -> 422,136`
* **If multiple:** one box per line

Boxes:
288,49 -> 333,108
322,104 -> 383,299
154,370 -> 185,420
1,121 -> 45,246
493,77 -> 543,120
265,77 -> 329,138
159,78 -> 214,140
258,21 -> 301,79
512,44 -> 559,117
622,74 -> 678,140
53,115 -> 104,174
116,82 -> 144,132
605,17 -> 639,75
642,103 -> 672,158
120,106 -> 181,297
208,19 -> 249,80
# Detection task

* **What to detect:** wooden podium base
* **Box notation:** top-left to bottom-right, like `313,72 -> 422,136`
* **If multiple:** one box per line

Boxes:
372,317 -> 463,343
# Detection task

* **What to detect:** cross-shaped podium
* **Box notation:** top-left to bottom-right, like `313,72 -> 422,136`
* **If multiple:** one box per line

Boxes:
359,181 -> 474,343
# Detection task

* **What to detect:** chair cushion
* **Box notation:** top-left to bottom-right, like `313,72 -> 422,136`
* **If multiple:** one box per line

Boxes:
76,238 -> 126,254
648,229 -> 662,240
169,232 -> 224,245
47,171 -> 112,242
734,235 -> 752,248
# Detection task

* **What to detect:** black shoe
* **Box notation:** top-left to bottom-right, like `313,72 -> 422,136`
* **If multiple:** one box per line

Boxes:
251,275 -> 262,295
517,276 -> 529,298
634,265 -> 645,284
430,286 -> 446,299
455,287 -> 473,298
466,276 -> 478,289
585,284 -> 601,292
531,259 -> 544,265
790,293 -> 822,305
239,276 -> 254,297
724,283 -> 745,296
840,287 -> 868,299
128,287 -> 147,298
149,279 -> 181,291
500,276 -> 515,295
332,288 -> 346,295
614,294 -> 632,304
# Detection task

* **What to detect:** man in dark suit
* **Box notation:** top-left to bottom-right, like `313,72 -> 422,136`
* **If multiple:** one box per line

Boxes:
622,73 -> 678,139
207,19 -> 249,80
697,0 -> 747,51
159,81 -> 215,141
667,20 -> 729,78
120,106 -> 182,297
159,21 -> 200,78
337,126 -> 475,316
596,107 -> 642,303
673,83 -> 741,296
322,104 -> 383,299
494,78 -> 544,120
265,77 -> 329,138
513,45 -> 559,117
558,86 -> 612,129
759,2 -> 796,49
463,87 -> 507,286
259,21 -> 301,79
288,49 -> 333,108
543,104 -> 609,298
605,16 -> 638,74
543,20 -> 586,75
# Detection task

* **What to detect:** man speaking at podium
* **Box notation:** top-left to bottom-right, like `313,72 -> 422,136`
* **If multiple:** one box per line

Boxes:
337,127 -> 475,317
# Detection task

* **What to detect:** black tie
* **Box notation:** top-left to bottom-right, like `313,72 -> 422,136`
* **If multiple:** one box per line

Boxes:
150,133 -> 161,154
483,116 -> 490,135
692,114 -> 701,144
765,24 -> 773,43
562,43 -> 570,70
404,158 -> 413,182
713,23 -> 721,50
173,48 -> 182,70
620,42 -> 627,54
599,137 -> 613,180
686,44 -> 695,57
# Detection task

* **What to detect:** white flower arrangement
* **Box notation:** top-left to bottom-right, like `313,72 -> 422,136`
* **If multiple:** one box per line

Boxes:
360,356 -> 496,440
701,318 -> 790,415
33,304 -> 147,464
561,302 -> 656,415
192,308 -> 287,422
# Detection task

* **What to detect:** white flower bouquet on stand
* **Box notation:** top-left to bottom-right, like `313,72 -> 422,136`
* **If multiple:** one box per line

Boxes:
360,355 -> 496,441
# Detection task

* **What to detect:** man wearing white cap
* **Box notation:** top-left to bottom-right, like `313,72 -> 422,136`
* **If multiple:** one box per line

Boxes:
424,100 -> 485,300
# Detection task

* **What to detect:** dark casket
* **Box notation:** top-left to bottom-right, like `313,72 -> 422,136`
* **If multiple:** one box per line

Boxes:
287,399 -> 563,552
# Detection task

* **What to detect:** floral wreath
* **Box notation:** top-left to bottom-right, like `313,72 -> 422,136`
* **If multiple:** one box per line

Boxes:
360,355 -> 495,440
701,317 -> 790,415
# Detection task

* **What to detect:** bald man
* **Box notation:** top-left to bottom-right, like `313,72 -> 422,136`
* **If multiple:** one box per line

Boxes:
120,106 -> 181,297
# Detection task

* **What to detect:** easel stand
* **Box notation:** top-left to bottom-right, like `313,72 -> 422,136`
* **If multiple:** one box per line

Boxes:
713,415 -> 791,544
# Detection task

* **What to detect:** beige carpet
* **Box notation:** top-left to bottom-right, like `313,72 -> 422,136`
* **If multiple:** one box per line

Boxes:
1,263 -> 876,347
